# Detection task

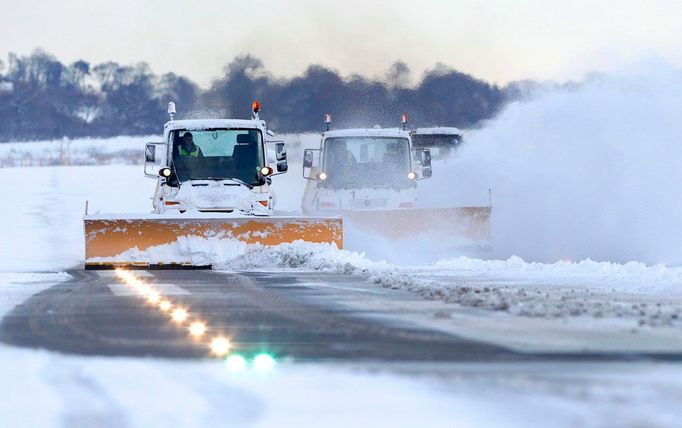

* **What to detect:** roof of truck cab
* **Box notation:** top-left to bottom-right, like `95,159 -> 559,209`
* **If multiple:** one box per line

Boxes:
164,119 -> 266,131
413,127 -> 463,135
322,128 -> 410,139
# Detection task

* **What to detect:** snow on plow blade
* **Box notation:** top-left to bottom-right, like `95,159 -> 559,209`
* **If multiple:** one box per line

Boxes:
84,215 -> 343,269
343,207 -> 491,242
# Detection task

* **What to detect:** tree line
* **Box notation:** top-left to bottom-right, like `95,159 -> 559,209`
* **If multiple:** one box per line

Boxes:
0,49 -> 509,142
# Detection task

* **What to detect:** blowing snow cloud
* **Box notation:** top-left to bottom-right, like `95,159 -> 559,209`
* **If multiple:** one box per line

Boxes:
435,60 -> 682,264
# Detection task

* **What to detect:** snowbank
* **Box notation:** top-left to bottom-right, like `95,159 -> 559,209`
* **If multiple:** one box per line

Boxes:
218,241 -> 682,297
217,244 -> 682,326
115,236 -> 682,328
428,256 -> 682,292
91,237 -> 250,267
219,241 -> 385,272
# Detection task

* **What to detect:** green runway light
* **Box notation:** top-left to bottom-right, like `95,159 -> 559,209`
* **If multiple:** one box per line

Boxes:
253,353 -> 276,372
225,354 -> 247,372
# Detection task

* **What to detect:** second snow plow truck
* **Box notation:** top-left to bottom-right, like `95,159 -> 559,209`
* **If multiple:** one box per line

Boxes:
301,114 -> 491,243
84,102 -> 342,269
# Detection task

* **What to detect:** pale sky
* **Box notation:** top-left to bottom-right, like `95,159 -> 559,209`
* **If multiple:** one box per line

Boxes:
1,0 -> 681,87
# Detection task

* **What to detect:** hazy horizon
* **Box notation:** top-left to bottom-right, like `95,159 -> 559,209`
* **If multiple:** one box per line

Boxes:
2,0 -> 681,87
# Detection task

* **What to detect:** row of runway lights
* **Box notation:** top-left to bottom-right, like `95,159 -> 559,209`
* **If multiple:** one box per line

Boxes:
115,268 -> 275,373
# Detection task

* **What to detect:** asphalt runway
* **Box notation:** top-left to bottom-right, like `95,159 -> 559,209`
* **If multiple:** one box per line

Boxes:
2,269 -> 681,363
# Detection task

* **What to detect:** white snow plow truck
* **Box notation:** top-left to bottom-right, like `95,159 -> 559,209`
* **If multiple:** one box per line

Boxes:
84,102 -> 342,269
301,114 -> 490,243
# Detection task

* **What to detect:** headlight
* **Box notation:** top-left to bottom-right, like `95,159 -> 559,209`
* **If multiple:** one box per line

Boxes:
260,166 -> 274,176
407,171 -> 417,180
159,167 -> 172,177
210,337 -> 231,357
318,172 -> 328,181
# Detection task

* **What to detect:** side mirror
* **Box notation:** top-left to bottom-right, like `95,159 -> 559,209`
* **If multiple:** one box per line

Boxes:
145,144 -> 156,163
421,149 -> 432,167
265,141 -> 288,175
144,142 -> 166,178
275,142 -> 288,173
275,142 -> 287,161
421,149 -> 432,179
302,149 -> 320,180
303,149 -> 314,168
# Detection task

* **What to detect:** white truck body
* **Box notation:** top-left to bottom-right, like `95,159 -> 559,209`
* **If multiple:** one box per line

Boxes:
144,118 -> 287,216
301,128 -> 431,215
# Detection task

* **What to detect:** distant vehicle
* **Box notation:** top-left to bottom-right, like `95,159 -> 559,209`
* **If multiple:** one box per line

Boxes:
410,127 -> 464,159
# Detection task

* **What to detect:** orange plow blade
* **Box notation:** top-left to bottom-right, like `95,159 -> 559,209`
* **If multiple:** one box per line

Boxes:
84,215 -> 343,269
343,207 -> 491,242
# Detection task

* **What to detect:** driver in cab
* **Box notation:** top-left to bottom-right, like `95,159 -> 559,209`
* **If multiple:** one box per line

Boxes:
328,140 -> 356,171
178,132 -> 204,158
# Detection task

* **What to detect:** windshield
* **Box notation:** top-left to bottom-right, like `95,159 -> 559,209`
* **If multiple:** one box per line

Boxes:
322,136 -> 412,189
170,128 -> 265,185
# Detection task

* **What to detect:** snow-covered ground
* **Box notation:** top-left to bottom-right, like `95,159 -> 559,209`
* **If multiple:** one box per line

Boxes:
0,133 -> 318,169
0,162 -> 500,426
4,126 -> 682,426
0,135 -> 156,167
0,165 -> 154,272
3,270 -> 682,427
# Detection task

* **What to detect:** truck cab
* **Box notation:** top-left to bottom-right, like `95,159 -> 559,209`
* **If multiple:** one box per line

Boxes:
144,103 -> 288,215
301,127 -> 432,215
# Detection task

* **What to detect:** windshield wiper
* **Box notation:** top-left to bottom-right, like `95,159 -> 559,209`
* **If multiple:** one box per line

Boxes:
187,177 -> 255,189
222,177 -> 254,189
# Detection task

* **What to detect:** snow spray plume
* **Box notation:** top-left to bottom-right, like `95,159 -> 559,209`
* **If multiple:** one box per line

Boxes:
430,60 -> 682,264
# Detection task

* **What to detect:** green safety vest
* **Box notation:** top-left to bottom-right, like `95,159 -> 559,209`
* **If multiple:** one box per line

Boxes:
179,146 -> 199,157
